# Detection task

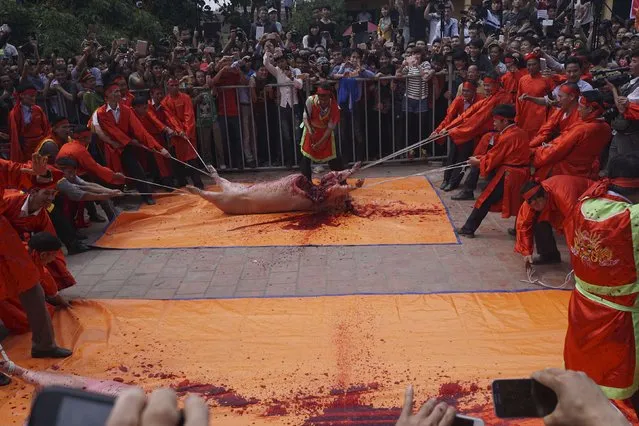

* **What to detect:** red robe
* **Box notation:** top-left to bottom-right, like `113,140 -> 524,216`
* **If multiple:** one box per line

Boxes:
1,191 -> 76,291
515,73 -> 554,138
9,104 -> 51,162
623,102 -> 639,120
57,139 -> 121,184
93,103 -> 165,173
501,69 -> 527,103
473,131 -> 498,156
563,187 -> 639,400
161,93 -> 198,162
300,95 -> 341,162
0,249 -> 58,334
529,105 -> 580,148
446,89 -> 513,145
532,117 -> 611,180
135,108 -> 172,177
514,175 -> 594,256
0,160 -> 44,300
434,94 -> 484,142
475,124 -> 531,218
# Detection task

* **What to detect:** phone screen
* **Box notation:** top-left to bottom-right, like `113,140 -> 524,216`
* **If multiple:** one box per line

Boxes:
28,387 -> 115,426
55,397 -> 113,426
452,414 -> 482,426
492,379 -> 557,418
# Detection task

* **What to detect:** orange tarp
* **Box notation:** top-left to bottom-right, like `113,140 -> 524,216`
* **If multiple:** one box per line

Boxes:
94,177 -> 458,249
3,290 -> 623,425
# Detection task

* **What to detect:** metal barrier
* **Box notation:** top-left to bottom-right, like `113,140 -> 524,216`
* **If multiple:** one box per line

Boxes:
31,71 -> 455,172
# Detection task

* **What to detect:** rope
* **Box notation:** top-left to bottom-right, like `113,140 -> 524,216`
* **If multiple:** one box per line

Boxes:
520,263 -> 574,290
121,192 -> 186,196
0,342 -> 16,375
181,135 -> 211,175
361,161 -> 469,189
359,132 -> 445,171
123,175 -> 185,192
135,143 -> 213,178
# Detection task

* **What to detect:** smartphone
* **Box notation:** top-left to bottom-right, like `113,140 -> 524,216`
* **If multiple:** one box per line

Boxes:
28,386 -> 115,426
492,379 -> 558,418
136,40 -> 149,56
453,414 -> 484,425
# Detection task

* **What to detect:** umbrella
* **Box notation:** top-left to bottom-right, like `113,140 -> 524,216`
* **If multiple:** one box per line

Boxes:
342,22 -> 378,36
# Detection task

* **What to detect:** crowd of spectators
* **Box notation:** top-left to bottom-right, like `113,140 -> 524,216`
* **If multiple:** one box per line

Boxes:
0,0 -> 636,248
2,0 -> 635,171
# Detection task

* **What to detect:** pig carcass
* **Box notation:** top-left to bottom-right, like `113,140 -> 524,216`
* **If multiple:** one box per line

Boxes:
187,163 -> 364,215
1,360 -> 134,397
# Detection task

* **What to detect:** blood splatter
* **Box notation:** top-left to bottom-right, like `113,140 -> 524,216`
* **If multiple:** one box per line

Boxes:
173,381 -> 259,408
118,365 -> 128,373
264,404 -> 288,416
113,377 -> 124,383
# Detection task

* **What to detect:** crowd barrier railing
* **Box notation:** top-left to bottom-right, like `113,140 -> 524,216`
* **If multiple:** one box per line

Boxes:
30,70 -> 455,172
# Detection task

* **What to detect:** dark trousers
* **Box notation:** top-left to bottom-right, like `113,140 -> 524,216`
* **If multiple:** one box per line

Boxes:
279,105 -> 298,167
534,221 -> 561,258
339,103 -> 365,163
19,284 -> 55,350
120,144 -> 150,193
219,115 -> 242,168
299,155 -> 345,182
444,140 -> 474,187
462,166 -> 481,192
50,194 -> 78,248
461,176 -> 505,233
171,148 -> 204,189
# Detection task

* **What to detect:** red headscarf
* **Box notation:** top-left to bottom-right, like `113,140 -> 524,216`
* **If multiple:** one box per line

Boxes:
580,178 -> 639,200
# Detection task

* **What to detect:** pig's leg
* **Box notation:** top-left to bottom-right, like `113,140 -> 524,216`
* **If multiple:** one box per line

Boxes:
332,161 -> 362,183
185,186 -> 224,204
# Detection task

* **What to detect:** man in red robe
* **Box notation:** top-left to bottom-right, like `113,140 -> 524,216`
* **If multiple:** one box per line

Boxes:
432,81 -> 483,191
562,153 -> 639,416
299,85 -> 344,182
533,91 -> 611,180
39,116 -> 72,149
91,77 -> 171,205
516,52 -> 554,138
161,79 -> 204,188
2,188 -> 76,291
457,104 -> 531,238
0,154 -> 72,382
57,127 -> 125,185
115,75 -> 134,108
529,83 -> 581,148
9,83 -> 51,162
0,232 -> 66,337
131,96 -> 177,185
500,54 -> 526,103
432,74 -> 511,200
147,86 -> 183,184
0,231 -> 71,385
514,176 -> 593,265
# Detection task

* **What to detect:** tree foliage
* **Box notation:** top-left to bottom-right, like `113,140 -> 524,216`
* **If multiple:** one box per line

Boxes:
0,0 -> 203,58
287,0 -> 349,37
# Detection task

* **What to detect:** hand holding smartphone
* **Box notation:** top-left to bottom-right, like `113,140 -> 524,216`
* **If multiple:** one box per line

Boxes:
492,378 -> 558,418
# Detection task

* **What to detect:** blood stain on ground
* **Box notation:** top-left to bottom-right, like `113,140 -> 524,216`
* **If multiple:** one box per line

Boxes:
173,380 -> 259,408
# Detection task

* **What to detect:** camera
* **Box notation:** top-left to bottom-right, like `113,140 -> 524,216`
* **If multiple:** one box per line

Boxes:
590,67 -> 630,89
136,0 -> 143,8
236,28 -> 246,42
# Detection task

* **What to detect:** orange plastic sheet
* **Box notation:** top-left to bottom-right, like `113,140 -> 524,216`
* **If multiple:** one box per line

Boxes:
94,177 -> 458,249
4,290 -> 628,425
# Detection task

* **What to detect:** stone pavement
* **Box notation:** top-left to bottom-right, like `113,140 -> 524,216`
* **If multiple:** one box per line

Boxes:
62,164 -> 573,301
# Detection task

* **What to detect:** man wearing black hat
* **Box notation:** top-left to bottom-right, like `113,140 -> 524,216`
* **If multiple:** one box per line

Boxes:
457,104 -> 531,238
8,82 -> 51,162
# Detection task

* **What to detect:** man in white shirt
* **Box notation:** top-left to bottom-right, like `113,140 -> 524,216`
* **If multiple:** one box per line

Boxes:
263,49 -> 304,167
425,4 -> 459,44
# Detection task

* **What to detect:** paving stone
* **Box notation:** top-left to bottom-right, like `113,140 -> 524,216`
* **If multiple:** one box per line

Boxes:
144,288 -> 178,299
176,281 -> 210,295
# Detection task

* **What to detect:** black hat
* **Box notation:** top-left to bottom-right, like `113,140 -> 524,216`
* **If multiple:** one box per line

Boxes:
492,103 -> 516,119
28,232 -> 62,252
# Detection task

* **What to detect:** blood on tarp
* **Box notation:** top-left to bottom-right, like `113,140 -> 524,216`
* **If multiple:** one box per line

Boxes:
172,380 -> 259,408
